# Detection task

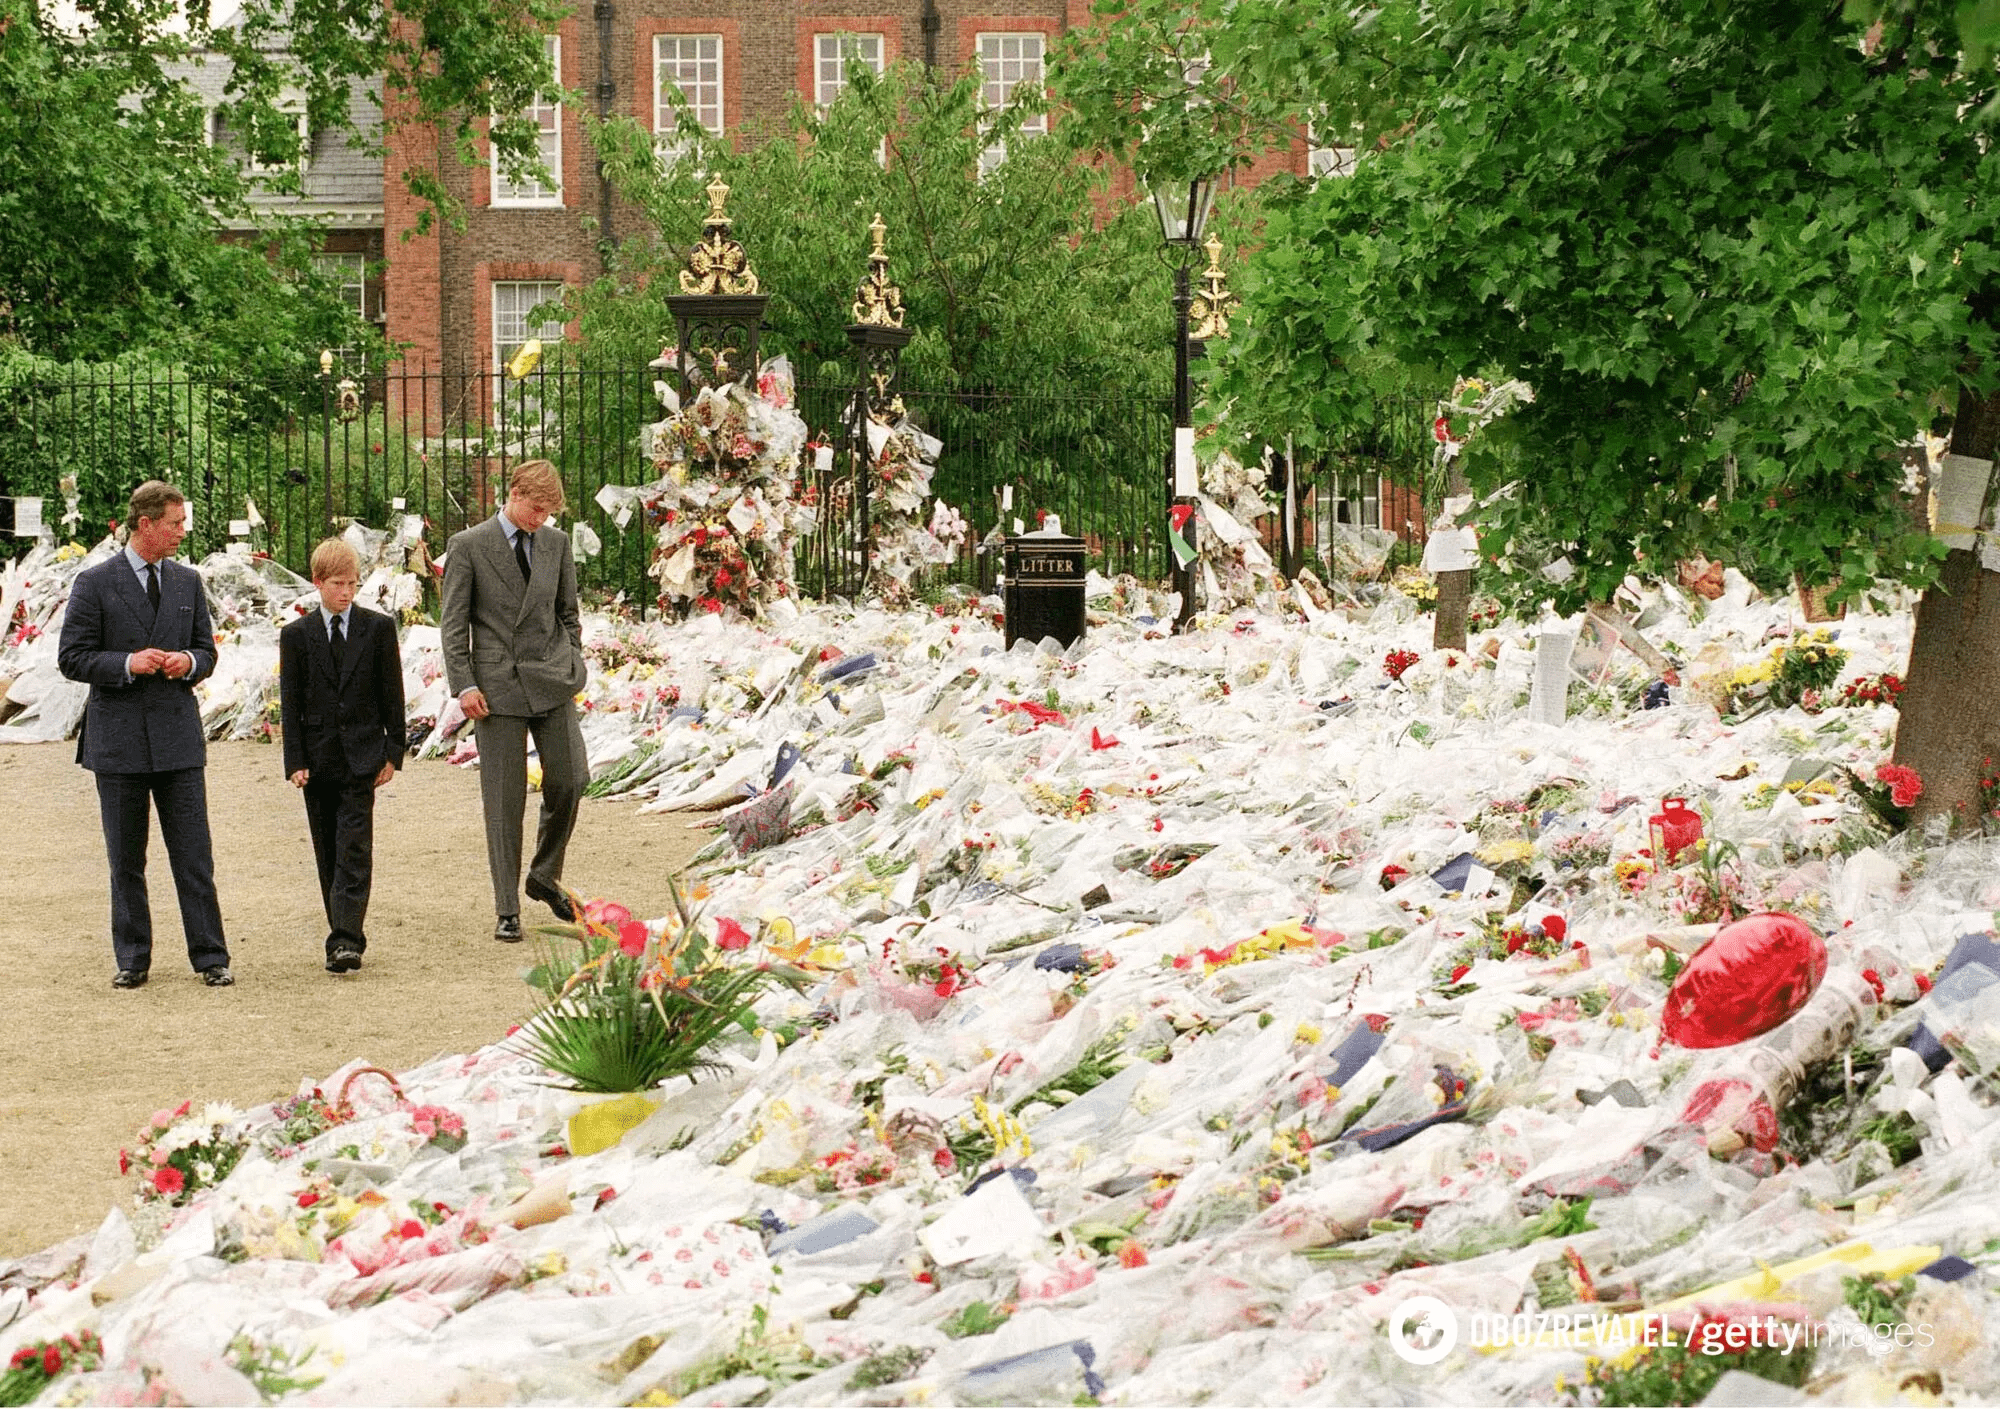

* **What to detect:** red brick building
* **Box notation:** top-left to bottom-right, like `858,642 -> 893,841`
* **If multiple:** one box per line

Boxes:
382,0 -> 1343,380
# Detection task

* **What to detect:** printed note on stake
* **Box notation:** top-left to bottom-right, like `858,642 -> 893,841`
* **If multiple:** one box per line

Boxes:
1531,628 -> 1576,726
14,497 -> 44,537
1935,454 -> 1994,550
1174,427 -> 1198,496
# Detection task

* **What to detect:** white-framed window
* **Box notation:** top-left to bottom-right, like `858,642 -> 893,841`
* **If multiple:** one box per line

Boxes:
493,37 -> 563,207
313,253 -> 368,319
976,32 -> 1046,174
1305,120 -> 1358,180
492,280 -> 566,426
815,31 -> 884,109
210,105 -> 311,176
654,33 -> 723,165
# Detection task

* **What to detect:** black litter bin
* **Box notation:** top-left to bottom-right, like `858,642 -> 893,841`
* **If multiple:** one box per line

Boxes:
1003,535 -> 1087,650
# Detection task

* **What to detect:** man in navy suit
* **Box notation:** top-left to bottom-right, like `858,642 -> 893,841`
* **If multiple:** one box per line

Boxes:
278,538 -> 404,975
57,480 -> 233,988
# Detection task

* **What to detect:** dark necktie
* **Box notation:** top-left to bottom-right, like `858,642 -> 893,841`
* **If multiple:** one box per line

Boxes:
514,530 -> 532,582
330,615 -> 346,672
145,563 -> 161,615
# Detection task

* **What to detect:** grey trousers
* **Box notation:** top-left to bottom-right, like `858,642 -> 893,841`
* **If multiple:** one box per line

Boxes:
474,702 -> 588,918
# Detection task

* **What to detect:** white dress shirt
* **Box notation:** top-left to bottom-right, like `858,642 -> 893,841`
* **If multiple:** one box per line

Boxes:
122,544 -> 194,681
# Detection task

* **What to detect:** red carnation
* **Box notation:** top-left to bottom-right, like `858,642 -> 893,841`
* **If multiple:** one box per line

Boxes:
151,1165 -> 185,1196
10,1348 -> 35,1369
714,916 -> 752,950
617,921 -> 649,958
1540,915 -> 1567,942
42,1345 -> 61,1376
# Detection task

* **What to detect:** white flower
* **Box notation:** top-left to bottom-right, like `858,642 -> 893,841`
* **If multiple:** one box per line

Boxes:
194,1161 -> 216,1185
201,1102 -> 242,1128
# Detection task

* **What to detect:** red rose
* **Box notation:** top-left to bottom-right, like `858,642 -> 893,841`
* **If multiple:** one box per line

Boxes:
298,1190 -> 321,1208
1540,915 -> 1567,942
398,1220 -> 425,1240
152,1165 -> 185,1195
10,1348 -> 35,1369
1449,964 -> 1471,983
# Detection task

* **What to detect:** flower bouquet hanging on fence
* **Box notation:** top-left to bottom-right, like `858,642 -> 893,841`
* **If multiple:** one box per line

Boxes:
638,353 -> 816,617
857,413 -> 968,604
1193,449 -> 1281,611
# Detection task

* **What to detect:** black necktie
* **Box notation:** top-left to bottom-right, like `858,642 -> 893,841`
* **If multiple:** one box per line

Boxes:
145,563 -> 161,614
514,530 -> 532,582
330,615 -> 346,671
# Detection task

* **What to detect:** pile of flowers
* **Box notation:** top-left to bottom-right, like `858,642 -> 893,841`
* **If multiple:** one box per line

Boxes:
1839,670 -> 1906,707
1,1332 -> 102,1407
639,355 -> 815,616
122,1100 -> 248,1205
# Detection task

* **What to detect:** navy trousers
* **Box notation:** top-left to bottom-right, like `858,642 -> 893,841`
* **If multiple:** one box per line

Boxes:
94,768 -> 230,974
302,774 -> 376,959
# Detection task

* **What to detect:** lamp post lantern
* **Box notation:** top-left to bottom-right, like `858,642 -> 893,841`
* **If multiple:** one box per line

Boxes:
1155,175 -> 1218,632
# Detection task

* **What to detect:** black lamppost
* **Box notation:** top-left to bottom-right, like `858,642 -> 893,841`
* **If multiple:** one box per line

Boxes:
1155,175 -> 1217,632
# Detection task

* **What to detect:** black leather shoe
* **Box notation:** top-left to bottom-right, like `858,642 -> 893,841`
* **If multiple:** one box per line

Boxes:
326,945 -> 362,974
112,969 -> 148,990
200,966 -> 235,987
524,876 -> 576,922
494,915 -> 524,943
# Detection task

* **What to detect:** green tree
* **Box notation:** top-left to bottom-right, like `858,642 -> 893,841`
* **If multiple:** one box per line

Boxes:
1057,0 -> 2000,821
571,60 -> 1257,561
584,61 -> 1212,396
0,0 -> 561,368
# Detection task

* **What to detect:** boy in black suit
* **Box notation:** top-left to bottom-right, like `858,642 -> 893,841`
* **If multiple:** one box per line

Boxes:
279,539 -> 405,974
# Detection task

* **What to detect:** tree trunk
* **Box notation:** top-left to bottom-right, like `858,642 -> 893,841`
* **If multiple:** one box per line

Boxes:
1433,461 -> 1471,651
1434,569 -> 1472,650
1892,383 -> 2000,827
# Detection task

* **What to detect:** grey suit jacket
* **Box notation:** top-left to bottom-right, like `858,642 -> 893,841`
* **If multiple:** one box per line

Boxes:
439,514 -> 586,717
57,554 -> 218,774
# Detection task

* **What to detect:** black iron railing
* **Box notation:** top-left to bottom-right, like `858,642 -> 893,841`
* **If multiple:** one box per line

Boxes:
0,361 -> 1436,607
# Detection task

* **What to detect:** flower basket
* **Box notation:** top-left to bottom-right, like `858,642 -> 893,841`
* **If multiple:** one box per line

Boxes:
333,1066 -> 407,1121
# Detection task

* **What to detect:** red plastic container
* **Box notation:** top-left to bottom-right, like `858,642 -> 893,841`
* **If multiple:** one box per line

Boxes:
1649,797 -> 1703,864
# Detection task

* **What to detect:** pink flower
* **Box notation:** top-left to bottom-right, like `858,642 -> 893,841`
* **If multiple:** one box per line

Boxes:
584,898 -> 633,928
714,917 -> 752,950
151,1165 -> 184,1195
149,1146 -> 172,1166
617,921 -> 649,958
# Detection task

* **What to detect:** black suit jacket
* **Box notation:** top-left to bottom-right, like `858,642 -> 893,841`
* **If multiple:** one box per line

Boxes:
57,553 -> 218,774
279,605 -> 406,781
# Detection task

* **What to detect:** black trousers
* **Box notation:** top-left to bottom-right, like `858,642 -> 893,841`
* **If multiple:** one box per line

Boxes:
95,768 -> 230,974
303,773 -> 377,958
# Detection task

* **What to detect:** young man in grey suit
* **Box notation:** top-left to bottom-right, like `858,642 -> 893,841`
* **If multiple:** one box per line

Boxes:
57,480 -> 234,988
439,461 -> 589,942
